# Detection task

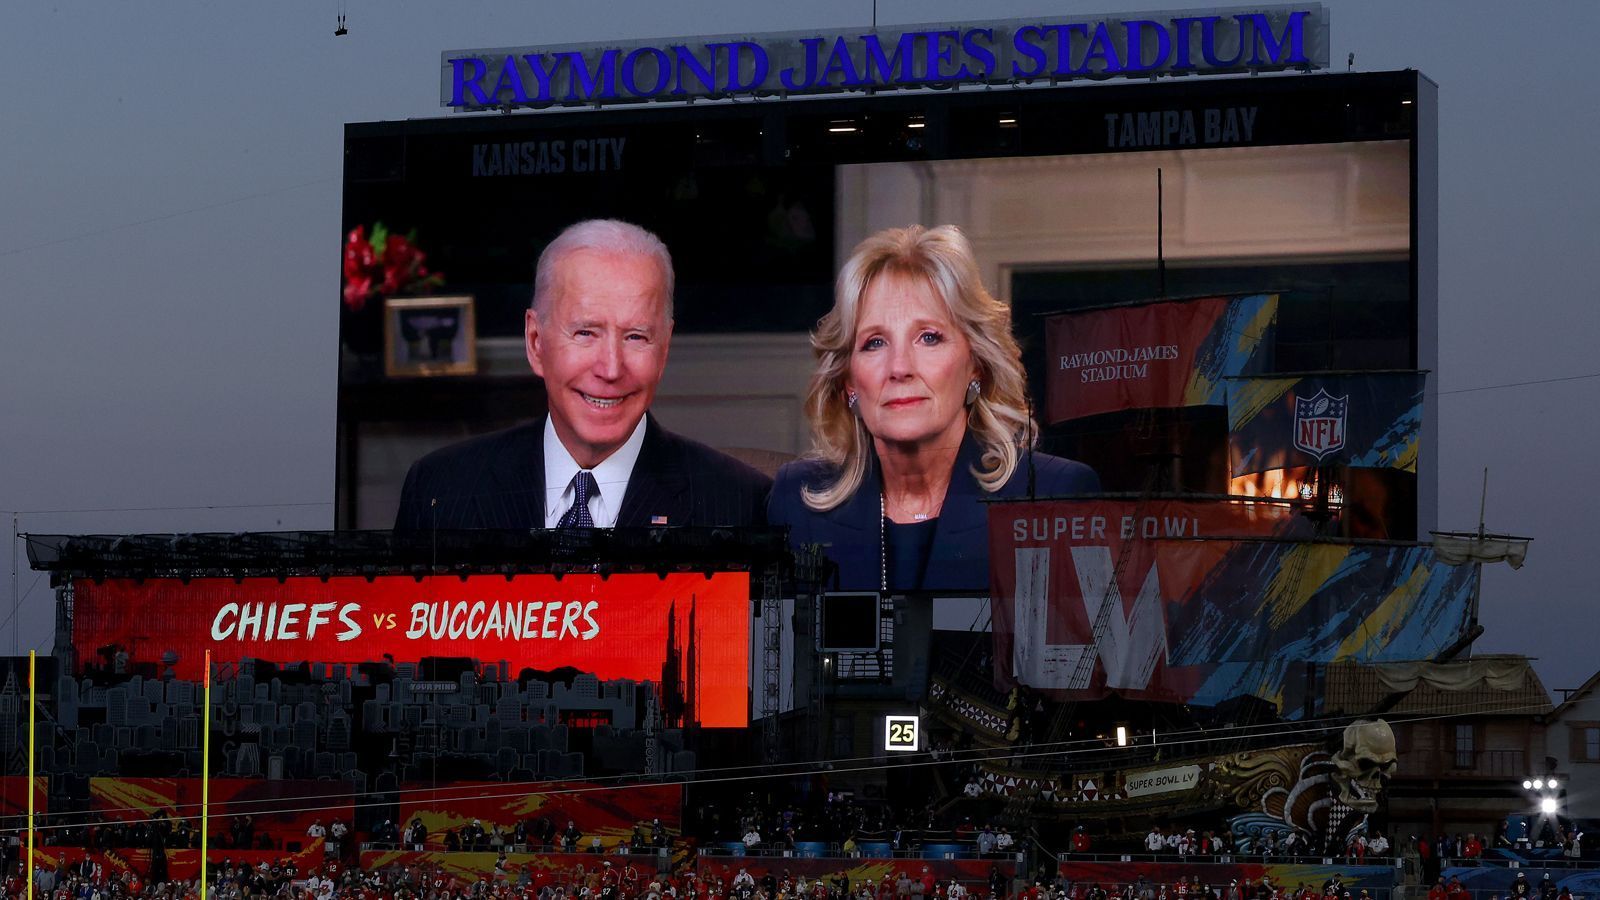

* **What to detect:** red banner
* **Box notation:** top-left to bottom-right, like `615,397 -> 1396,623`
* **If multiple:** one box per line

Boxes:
90,778 -> 354,848
73,573 -> 750,727
0,776 -> 46,829
1045,295 -> 1278,422
398,781 -> 681,850
32,842 -> 325,882
988,498 -> 1296,702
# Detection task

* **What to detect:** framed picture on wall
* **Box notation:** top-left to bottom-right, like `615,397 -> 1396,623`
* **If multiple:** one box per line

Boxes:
383,295 -> 478,378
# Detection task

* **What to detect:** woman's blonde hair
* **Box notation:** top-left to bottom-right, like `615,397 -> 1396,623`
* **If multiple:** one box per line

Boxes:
801,224 -> 1036,512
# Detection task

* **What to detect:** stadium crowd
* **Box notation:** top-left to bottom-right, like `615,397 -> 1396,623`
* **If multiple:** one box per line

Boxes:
3,856 -> 1420,900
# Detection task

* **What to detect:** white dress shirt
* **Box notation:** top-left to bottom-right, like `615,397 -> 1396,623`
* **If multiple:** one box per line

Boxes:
543,415 -> 648,528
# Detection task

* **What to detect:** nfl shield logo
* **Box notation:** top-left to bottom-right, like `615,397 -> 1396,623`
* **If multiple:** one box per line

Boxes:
1293,388 -> 1347,461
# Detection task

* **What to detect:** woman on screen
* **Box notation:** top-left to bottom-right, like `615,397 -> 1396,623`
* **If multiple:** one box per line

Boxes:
769,224 -> 1099,592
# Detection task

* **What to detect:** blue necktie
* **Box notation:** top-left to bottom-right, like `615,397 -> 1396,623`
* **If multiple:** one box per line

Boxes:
558,471 -> 597,528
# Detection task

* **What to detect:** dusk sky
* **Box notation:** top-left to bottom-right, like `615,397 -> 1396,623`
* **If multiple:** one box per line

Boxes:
3,2 -> 1596,696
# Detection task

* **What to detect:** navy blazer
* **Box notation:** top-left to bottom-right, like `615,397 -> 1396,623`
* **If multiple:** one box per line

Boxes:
394,414 -> 771,531
768,436 -> 1099,593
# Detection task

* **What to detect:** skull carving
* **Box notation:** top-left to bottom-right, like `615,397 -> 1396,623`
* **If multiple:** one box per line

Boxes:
1331,719 -> 1398,812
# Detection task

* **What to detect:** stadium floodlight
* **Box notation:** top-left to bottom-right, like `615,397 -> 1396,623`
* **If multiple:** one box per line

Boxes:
1546,778 -> 1559,790
1116,726 -> 1129,747
1533,778 -> 1545,789
1523,780 -> 1534,789
1540,798 -> 1559,815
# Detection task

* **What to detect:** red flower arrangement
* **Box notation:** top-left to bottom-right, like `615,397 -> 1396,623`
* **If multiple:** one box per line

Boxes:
342,222 -> 445,312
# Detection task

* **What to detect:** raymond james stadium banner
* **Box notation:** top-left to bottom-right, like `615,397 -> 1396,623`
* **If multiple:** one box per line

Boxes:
72,574 -> 750,727
989,500 -> 1474,708
1046,293 -> 1279,422
989,498 -> 1301,703
399,780 -> 681,849
1227,371 -> 1425,475
442,7 -> 1329,109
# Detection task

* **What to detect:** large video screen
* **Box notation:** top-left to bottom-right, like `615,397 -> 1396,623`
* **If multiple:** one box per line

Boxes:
339,73 -> 1429,598
72,573 -> 750,727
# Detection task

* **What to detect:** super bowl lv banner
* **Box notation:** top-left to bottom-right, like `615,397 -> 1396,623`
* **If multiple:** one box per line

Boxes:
1227,371 -> 1425,476
988,498 -> 1301,703
1045,294 -> 1278,422
1160,540 -> 1475,709
989,500 -> 1473,708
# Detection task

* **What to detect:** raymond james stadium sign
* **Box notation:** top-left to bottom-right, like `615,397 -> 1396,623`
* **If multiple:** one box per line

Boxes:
442,4 -> 1328,110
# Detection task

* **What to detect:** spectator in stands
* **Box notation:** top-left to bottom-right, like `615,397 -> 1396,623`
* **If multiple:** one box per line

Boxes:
744,825 -> 763,850
989,865 -> 1007,900
591,835 -> 605,853
329,818 -> 348,857
1366,833 -> 1388,858
1436,833 -> 1456,867
564,821 -> 582,852
1462,832 -> 1483,863
307,818 -> 327,842
1069,825 -> 1091,855
996,828 -> 1015,854
978,826 -> 997,857
844,834 -> 860,857
1145,826 -> 1165,854
375,818 -> 401,849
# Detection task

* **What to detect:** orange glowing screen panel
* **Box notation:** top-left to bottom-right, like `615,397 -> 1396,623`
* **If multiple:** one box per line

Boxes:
73,573 -> 750,727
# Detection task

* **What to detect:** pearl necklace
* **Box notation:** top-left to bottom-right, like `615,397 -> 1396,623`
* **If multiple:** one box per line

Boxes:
880,492 -> 940,591
879,492 -> 887,591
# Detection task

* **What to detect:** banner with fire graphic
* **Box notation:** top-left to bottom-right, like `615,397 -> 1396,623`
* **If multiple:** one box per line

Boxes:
397,780 -> 681,850
1226,372 -> 1424,476
90,777 -> 354,846
1045,294 -> 1279,422
989,499 -> 1474,709
1160,540 -> 1475,707
30,842 -> 325,882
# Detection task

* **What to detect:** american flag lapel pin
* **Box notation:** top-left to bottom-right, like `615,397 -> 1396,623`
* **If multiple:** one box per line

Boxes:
650,515 -> 668,525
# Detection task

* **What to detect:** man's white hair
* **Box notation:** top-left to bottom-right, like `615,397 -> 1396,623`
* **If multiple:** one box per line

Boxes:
531,218 -> 675,322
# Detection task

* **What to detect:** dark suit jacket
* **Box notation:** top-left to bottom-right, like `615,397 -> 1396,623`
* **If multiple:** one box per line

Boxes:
768,436 -> 1099,592
394,415 -> 771,530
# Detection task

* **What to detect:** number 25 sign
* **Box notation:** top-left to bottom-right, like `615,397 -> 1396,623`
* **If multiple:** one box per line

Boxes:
884,715 -> 920,752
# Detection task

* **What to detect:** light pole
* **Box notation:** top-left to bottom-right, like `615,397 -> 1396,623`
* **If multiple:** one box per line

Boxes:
1520,775 -> 1563,847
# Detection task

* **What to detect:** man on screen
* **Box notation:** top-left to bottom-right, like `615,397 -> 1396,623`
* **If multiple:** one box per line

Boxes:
395,219 -> 770,530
